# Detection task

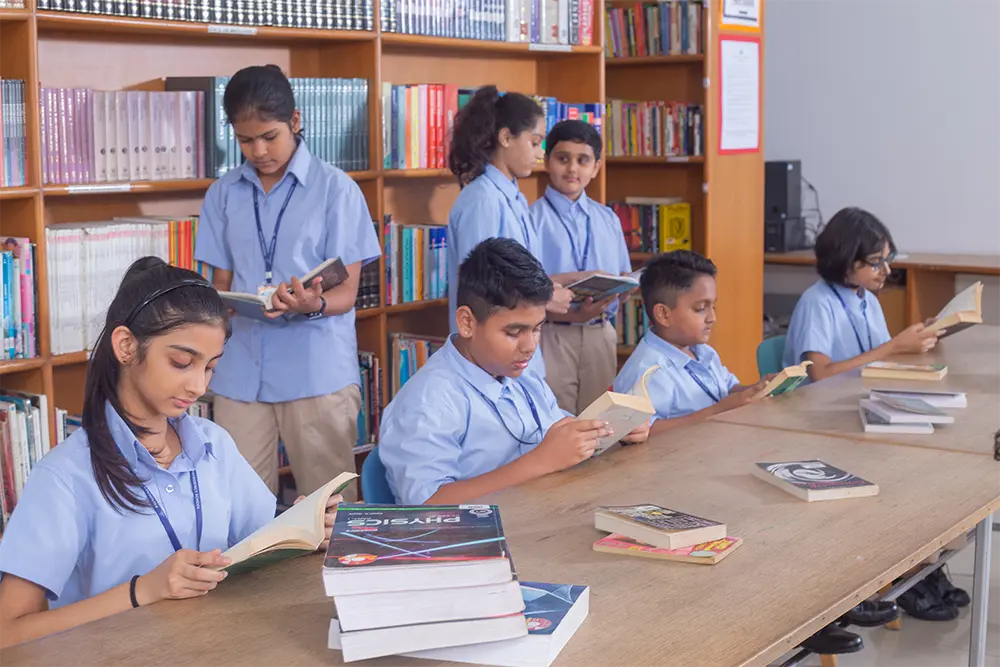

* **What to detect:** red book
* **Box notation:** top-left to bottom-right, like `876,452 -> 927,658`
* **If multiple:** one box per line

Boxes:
442,84 -> 460,169
580,0 -> 593,46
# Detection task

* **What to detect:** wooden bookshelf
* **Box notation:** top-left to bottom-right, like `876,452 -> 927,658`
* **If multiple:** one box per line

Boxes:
605,1 -> 764,381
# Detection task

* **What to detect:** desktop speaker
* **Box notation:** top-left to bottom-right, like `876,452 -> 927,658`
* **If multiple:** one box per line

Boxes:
765,160 -> 802,220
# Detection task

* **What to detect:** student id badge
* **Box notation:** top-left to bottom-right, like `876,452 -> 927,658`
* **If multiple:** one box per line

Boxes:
257,283 -> 278,311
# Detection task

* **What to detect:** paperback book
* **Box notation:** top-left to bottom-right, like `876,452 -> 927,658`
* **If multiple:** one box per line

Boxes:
594,534 -> 743,565
753,460 -> 879,502
594,504 -> 726,550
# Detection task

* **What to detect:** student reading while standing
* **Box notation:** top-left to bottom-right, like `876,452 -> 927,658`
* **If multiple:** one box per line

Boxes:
782,207 -> 939,381
532,119 -> 633,413
613,251 -> 769,433
195,65 -> 380,499
447,85 -> 577,379
378,238 -> 650,506
0,258 -> 339,648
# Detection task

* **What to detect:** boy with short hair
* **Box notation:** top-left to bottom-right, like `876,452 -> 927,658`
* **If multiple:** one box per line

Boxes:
613,250 -> 769,434
378,238 -> 649,505
532,119 -> 634,413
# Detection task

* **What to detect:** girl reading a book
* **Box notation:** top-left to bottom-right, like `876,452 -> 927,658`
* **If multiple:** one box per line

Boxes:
782,207 -> 940,382
0,257 -> 344,648
195,64 -> 380,499
446,85 -> 578,380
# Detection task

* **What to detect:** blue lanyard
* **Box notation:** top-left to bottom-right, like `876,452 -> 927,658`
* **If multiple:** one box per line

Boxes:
827,284 -> 873,354
686,366 -> 722,403
140,471 -> 202,553
544,195 -> 592,272
252,180 -> 298,284
469,381 -> 544,446
486,176 -> 533,253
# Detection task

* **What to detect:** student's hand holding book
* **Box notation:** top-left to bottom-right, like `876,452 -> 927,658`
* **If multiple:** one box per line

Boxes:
133,549 -> 231,605
890,322 -> 941,354
619,420 -> 651,445
547,283 -> 575,315
529,417 -> 613,473
266,276 -> 325,318
294,491 -> 345,552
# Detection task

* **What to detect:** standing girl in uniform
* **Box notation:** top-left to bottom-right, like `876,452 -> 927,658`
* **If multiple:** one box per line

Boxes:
0,258 -> 345,647
447,85 -> 576,380
195,65 -> 380,499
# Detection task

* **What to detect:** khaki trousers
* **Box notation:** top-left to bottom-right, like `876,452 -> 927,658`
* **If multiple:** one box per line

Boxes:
541,321 -> 618,415
213,384 -> 361,501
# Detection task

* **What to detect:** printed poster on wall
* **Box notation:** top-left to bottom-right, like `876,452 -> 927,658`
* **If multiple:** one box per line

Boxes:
720,0 -> 761,31
718,35 -> 760,154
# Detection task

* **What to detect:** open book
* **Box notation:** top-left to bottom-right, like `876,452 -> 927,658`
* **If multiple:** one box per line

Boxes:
215,472 -> 358,575
219,257 -> 349,322
564,273 -> 639,304
926,281 -> 983,338
580,365 -> 657,457
752,360 -> 812,400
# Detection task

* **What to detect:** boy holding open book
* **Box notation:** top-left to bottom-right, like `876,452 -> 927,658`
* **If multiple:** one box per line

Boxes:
378,238 -> 649,506
613,251 -> 770,433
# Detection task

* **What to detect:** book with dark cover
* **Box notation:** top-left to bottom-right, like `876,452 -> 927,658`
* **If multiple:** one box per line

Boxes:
324,504 -> 509,570
755,460 -> 874,491
596,504 -> 721,532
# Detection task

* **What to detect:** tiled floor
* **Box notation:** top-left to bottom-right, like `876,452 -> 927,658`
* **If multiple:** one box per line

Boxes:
798,530 -> 1000,667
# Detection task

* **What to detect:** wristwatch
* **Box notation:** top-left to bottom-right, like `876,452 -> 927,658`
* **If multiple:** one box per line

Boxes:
306,295 -> 327,320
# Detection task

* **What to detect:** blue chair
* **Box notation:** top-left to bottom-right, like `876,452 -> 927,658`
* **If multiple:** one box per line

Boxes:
756,335 -> 787,376
360,447 -> 396,504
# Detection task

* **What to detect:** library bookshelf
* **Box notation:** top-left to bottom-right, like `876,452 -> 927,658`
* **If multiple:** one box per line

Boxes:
605,0 -> 764,381
0,0 -> 763,477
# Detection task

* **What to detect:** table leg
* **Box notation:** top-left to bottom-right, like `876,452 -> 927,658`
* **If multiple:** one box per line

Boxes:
969,513 -> 994,667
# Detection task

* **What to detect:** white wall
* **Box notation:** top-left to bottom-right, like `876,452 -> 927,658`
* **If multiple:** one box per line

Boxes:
764,0 -> 1000,256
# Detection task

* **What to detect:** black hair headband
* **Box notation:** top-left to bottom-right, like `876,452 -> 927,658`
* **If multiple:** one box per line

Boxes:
123,279 -> 216,328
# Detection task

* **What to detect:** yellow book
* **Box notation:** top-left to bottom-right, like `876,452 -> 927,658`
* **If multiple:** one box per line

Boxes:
579,365 -> 658,456
861,361 -> 947,382
660,202 -> 691,252
925,281 -> 983,339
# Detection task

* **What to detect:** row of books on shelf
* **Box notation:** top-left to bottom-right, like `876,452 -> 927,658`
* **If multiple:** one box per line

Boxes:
0,0 -> 24,6
1,390 -> 51,533
611,197 -> 692,254
381,0 -> 594,45
1,238 -> 39,361
1,80 -> 27,189
605,100 -> 703,158
390,332 -> 444,397
614,296 -> 648,347
383,216 -> 447,306
605,1 -> 702,59
37,0 -> 374,31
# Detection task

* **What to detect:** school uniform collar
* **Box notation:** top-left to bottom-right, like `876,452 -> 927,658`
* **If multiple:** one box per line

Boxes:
544,185 -> 590,218
104,401 -> 215,472
442,335 -> 513,403
239,137 -> 313,192
484,164 -> 523,203
829,281 -> 870,311
643,330 -> 712,369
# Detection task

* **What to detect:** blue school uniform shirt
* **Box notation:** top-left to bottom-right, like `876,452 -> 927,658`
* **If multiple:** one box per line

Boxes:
613,330 -> 740,421
531,186 -> 632,321
447,164 -> 546,378
379,335 -> 570,505
195,139 -> 381,403
0,402 -> 276,608
782,280 -> 892,368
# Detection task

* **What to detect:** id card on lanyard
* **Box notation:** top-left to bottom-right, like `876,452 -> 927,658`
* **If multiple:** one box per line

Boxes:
254,180 -> 298,304
686,366 -> 723,403
544,195 -> 592,272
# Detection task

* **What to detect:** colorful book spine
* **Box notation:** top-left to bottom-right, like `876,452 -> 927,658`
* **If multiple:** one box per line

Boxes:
605,1 -> 702,59
615,295 -> 648,347
382,0 -> 589,44
605,100 -> 703,158
0,239 -> 39,361
610,200 -> 692,253
389,333 -> 445,397
382,216 -> 447,306
0,79 -> 27,188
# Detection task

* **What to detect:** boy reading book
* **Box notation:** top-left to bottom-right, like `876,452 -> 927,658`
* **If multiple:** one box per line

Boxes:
532,120 -> 636,414
612,251 -> 770,433
378,238 -> 650,506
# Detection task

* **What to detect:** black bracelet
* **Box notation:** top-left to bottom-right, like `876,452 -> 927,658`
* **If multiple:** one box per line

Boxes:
129,575 -> 141,608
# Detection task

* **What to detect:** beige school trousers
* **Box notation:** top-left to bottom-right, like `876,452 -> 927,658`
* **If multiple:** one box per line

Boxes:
541,321 -> 618,415
213,384 -> 361,501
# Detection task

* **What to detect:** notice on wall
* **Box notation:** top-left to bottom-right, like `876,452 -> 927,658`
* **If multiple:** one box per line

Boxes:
719,36 -> 760,154
721,0 -> 761,31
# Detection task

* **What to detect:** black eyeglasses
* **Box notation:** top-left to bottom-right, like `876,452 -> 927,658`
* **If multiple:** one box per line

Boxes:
863,251 -> 896,271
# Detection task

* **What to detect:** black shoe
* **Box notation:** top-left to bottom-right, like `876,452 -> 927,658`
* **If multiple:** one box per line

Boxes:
842,600 -> 900,627
898,579 -> 960,621
926,567 -> 971,608
800,624 -> 864,655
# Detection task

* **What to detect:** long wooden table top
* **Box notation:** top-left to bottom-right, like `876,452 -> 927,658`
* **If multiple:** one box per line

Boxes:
3,423 -> 999,667
765,250 -> 1000,275
715,326 -> 1000,455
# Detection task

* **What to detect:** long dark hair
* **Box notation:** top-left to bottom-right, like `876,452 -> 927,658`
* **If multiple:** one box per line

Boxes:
83,257 -> 229,514
815,207 -> 896,285
223,64 -> 303,139
448,85 -> 544,187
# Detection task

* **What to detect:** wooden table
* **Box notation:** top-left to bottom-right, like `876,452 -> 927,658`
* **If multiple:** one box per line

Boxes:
2,422 -> 998,667
765,251 -> 1000,329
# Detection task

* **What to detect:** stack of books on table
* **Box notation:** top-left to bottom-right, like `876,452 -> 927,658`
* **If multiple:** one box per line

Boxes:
859,388 -> 964,435
592,504 -> 741,565
323,504 -> 590,665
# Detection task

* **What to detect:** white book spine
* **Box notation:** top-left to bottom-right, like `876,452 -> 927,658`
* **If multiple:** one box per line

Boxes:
91,91 -> 108,183
557,0 -> 568,43
104,93 -> 118,182
165,92 -> 181,180
115,91 -> 130,183
136,91 -> 151,181
180,91 -> 197,179
127,91 -> 142,181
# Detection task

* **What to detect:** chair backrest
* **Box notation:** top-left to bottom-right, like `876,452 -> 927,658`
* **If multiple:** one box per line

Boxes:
360,447 -> 396,504
756,335 -> 787,376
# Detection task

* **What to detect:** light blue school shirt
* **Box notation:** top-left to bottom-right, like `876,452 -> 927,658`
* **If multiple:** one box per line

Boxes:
782,280 -> 892,368
195,139 -> 381,403
0,402 -> 275,608
447,164 -> 546,378
613,330 -> 740,421
379,335 -> 570,505
531,185 -> 632,321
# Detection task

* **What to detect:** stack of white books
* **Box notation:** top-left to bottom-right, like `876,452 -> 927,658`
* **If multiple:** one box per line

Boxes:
859,388 -> 965,434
